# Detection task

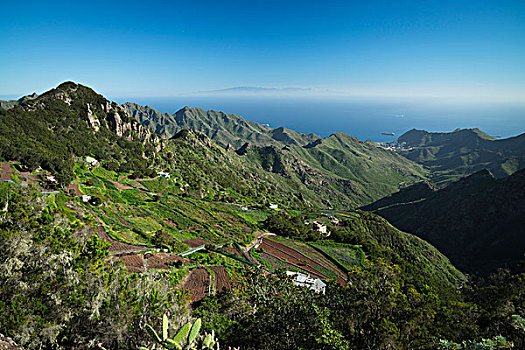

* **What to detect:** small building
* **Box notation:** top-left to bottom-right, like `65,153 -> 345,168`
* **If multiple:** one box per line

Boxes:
45,174 -> 56,183
306,220 -> 328,235
82,195 -> 92,202
286,271 -> 326,294
269,203 -> 278,209
158,171 -> 171,179
85,156 -> 98,167
313,221 -> 328,234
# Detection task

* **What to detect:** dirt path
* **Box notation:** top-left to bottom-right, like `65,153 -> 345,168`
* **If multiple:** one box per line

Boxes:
117,174 -> 129,182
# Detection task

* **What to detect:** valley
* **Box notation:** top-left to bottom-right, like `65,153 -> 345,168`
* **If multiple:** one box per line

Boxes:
0,82 -> 524,350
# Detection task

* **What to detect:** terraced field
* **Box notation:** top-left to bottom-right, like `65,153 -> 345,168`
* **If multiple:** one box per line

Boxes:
183,267 -> 210,303
210,266 -> 231,293
311,241 -> 367,271
258,237 -> 347,285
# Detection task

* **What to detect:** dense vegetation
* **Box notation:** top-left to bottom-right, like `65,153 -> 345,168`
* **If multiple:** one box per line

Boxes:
1,82 -> 525,349
362,168 -> 525,275
397,128 -> 525,186
0,185 -> 186,348
0,82 -> 159,184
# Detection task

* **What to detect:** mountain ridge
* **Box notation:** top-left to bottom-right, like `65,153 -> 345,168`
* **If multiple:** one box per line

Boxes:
362,167 -> 525,274
396,127 -> 525,186
124,101 -> 427,206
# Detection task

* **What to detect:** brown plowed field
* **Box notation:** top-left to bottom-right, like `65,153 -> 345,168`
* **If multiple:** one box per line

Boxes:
183,267 -> 210,302
119,254 -> 145,272
107,179 -> 134,190
146,253 -> 188,270
0,162 -> 14,181
183,238 -> 210,248
96,227 -> 144,254
66,184 -> 83,196
210,266 -> 231,293
260,238 -> 334,279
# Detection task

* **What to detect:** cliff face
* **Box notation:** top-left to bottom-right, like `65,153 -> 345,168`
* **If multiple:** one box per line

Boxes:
0,82 -> 162,184
23,82 -> 162,152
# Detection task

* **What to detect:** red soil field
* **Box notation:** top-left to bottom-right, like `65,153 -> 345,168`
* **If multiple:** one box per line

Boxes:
182,267 -> 210,302
0,162 -> 14,181
260,238 -> 347,286
66,184 -> 83,196
210,266 -> 231,293
95,227 -> 143,254
183,238 -> 210,248
146,253 -> 188,270
119,254 -> 145,273
107,178 -> 135,190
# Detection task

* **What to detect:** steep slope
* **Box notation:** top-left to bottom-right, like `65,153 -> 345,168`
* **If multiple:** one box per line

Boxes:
123,103 -> 321,147
0,82 -> 161,184
125,103 -> 427,206
288,132 -> 426,202
123,102 -> 177,137
362,169 -> 525,275
397,128 -> 525,186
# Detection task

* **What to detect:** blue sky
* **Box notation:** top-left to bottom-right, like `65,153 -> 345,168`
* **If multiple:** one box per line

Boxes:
1,0 -> 525,101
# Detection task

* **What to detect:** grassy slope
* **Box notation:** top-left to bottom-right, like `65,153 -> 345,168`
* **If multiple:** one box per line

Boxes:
362,168 -> 525,275
125,103 -> 427,207
398,128 -> 525,186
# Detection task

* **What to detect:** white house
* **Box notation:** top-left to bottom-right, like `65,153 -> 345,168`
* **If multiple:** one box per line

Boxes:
286,271 -> 326,294
306,220 -> 328,235
158,171 -> 171,179
82,195 -> 92,202
45,174 -> 56,183
85,156 -> 98,167
269,203 -> 278,209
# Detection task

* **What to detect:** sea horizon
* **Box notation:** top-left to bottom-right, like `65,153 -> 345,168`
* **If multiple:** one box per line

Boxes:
114,95 -> 525,142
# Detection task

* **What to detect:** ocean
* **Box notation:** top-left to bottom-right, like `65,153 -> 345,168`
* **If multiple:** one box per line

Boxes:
96,95 -> 525,142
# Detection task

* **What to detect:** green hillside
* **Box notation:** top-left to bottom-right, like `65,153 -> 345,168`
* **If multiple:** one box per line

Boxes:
397,128 -> 525,186
1,82 -> 524,350
0,82 -> 161,184
362,168 -> 525,275
125,103 -> 428,206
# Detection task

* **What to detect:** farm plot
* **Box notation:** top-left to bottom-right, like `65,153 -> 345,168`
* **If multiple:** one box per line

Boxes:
96,227 -> 144,254
182,267 -> 210,302
119,254 -> 145,273
210,266 -> 231,293
311,242 -> 366,271
0,162 -> 15,181
268,237 -> 348,281
145,253 -> 188,270
184,238 -> 211,248
259,238 -> 345,283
